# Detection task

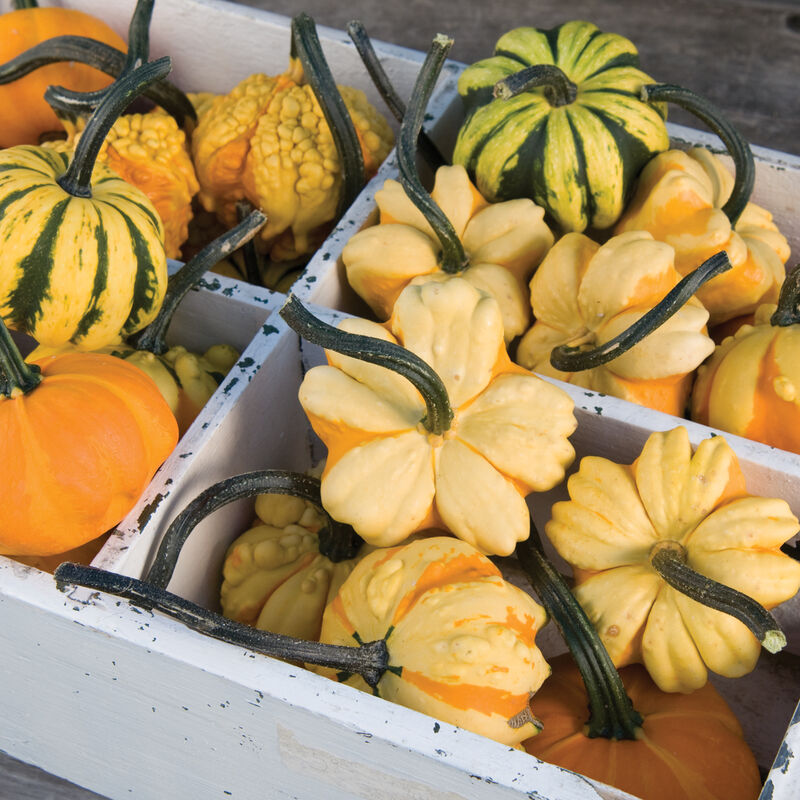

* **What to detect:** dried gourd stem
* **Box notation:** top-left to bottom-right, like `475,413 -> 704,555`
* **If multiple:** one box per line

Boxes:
44,0 -> 156,117
291,13 -> 365,220
127,208 -> 267,355
280,295 -> 454,435
770,263 -> 800,327
54,562 -> 388,686
650,541 -> 786,654
13,0 -> 37,8
516,528 -> 643,740
58,57 -> 172,198
551,251 -> 732,372
398,33 -> 468,274
0,38 -> 195,130
0,318 -> 42,396
493,64 -> 578,107
346,20 -> 447,170
642,83 -> 754,226
146,469 -> 361,589
236,200 -> 264,286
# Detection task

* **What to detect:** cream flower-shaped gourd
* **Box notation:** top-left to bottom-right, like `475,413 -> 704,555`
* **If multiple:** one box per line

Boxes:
295,278 -> 577,556
342,164 -> 554,342
516,230 -> 716,416
614,147 -> 790,325
545,426 -> 800,693
318,537 -> 551,747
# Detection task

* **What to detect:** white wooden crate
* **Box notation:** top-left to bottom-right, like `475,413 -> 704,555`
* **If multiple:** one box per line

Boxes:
1,2 -> 799,799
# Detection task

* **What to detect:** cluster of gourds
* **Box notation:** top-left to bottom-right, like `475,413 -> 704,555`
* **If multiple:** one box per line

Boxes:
0,0 -> 397,560
341,20 -> 799,458
3,6 -> 797,800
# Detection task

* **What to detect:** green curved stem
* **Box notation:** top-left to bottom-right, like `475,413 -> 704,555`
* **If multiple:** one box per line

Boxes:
280,295 -> 454,435
551,251 -> 732,372
346,20 -> 447,171
642,83 -> 754,226
493,64 -> 578,107
127,208 -> 267,355
13,0 -> 37,8
770,263 -> 800,327
650,543 -> 786,654
291,13 -> 365,220
398,34 -> 468,274
516,526 -> 642,740
0,37 -> 196,129
145,470 -> 362,590
236,200 -> 264,286
57,57 -> 172,198
54,562 -> 388,686
0,318 -> 41,397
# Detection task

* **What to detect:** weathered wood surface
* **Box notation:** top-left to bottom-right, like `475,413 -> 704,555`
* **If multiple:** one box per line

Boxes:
1,0 -> 798,797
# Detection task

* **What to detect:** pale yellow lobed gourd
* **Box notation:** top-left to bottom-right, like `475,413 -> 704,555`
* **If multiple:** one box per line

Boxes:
516,230 -> 716,416
343,164 -> 554,342
545,426 -> 800,693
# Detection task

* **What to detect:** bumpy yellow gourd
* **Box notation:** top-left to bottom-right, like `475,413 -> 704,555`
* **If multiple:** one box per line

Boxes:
614,147 -> 790,325
298,278 -> 577,556
221,490 -> 363,641
343,164 -> 554,342
545,426 -> 800,693
49,112 -> 200,260
318,536 -> 551,747
516,230 -> 715,415
192,60 -> 393,262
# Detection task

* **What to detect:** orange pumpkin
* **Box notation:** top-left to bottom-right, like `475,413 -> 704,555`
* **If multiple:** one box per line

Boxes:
524,654 -> 762,800
0,326 -> 178,557
0,2 -> 127,148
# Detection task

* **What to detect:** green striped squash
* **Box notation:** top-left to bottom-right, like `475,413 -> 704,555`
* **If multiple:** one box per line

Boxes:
0,144 -> 166,349
452,21 -> 670,233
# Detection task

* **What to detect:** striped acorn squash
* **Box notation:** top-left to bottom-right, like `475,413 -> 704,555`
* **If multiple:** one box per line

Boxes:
0,60 -> 169,350
452,21 -> 670,233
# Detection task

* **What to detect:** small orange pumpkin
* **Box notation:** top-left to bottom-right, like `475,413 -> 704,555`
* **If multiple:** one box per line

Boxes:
0,322 -> 177,557
0,2 -> 127,148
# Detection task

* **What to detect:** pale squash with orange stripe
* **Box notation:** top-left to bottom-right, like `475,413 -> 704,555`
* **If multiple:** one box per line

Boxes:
297,278 -> 577,556
516,230 -> 715,416
317,537 -> 551,747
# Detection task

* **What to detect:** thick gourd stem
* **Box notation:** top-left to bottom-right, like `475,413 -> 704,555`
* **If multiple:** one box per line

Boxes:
146,470 -> 362,589
12,0 -> 37,8
551,251 -> 732,372
493,64 -> 578,107
57,57 -> 172,198
399,34 -> 468,274
650,541 -> 786,654
280,295 -> 454,435
346,20 -> 447,170
291,13 -> 365,220
43,0 -> 186,124
642,83 -> 754,226
236,200 -> 264,286
516,529 -> 642,740
0,38 -> 195,130
0,318 -> 41,397
770,263 -> 800,327
54,562 -> 388,686
127,208 -> 267,355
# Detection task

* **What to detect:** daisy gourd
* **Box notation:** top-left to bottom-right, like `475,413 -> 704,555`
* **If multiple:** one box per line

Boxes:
545,426 -> 800,693
281,278 -> 577,556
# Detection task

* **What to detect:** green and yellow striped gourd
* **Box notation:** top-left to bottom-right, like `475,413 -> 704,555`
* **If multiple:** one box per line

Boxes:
452,21 -> 670,233
0,60 -> 169,350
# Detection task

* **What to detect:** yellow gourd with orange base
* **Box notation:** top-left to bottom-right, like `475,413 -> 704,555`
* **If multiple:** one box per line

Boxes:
544,426 -> 800,693
516,230 -> 716,416
318,536 -> 550,748
615,146 -> 790,326
280,278 -> 577,557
